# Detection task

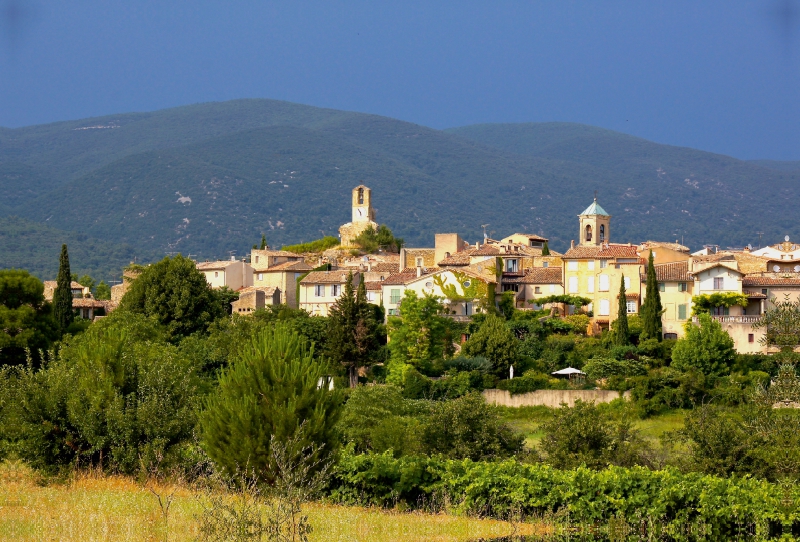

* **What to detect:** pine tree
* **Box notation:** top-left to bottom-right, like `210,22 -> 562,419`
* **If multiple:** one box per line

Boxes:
541,241 -> 550,256
640,250 -> 663,342
260,234 -> 267,249
612,275 -> 630,346
326,272 -> 382,387
53,244 -> 74,332
200,323 -> 342,483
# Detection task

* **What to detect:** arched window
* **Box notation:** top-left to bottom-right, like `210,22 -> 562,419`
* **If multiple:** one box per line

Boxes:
585,225 -> 593,242
358,188 -> 364,204
599,224 -> 606,242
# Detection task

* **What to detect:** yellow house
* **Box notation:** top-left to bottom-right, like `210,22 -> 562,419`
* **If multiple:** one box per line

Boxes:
504,267 -> 564,309
562,198 -> 643,333
298,271 -> 361,316
380,267 -> 490,320
640,260 -> 693,339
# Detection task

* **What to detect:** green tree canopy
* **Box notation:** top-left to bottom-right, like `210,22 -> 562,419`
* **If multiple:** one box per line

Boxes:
53,244 -> 74,333
95,281 -> 111,300
611,276 -> 630,346
387,291 -> 451,382
463,313 -> 519,377
200,323 -> 342,484
640,250 -> 663,342
0,270 -> 58,365
353,224 -> 403,253
671,312 -> 735,377
118,255 -> 223,340
326,274 -> 384,387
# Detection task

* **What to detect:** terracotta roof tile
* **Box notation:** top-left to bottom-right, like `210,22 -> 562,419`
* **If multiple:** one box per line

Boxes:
253,261 -> 313,272
744,290 -> 768,298
237,286 -> 279,295
196,260 -> 241,270
438,252 -> 472,266
71,297 -> 107,308
743,274 -> 800,286
364,281 -> 383,291
640,261 -> 691,282
470,245 -> 501,256
300,271 -> 358,284
43,281 -> 84,289
506,267 -> 563,285
381,268 -> 439,285
564,244 -> 639,259
639,241 -> 690,253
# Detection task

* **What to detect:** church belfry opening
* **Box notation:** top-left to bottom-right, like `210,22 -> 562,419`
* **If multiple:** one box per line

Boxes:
578,197 -> 611,247
358,188 -> 364,204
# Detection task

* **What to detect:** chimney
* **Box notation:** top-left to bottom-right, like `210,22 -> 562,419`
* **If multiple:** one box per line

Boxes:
231,255 -> 236,261
416,266 -> 422,278
368,262 -> 373,272
475,242 -> 480,249
570,240 -> 575,249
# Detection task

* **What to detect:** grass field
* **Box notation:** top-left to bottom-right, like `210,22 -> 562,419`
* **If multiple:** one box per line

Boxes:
496,404 -> 686,449
0,462 -> 540,542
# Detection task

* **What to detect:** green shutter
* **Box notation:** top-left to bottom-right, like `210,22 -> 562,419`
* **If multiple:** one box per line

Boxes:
678,304 -> 687,320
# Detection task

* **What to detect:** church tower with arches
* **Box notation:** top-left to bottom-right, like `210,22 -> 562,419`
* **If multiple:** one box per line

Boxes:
339,184 -> 379,247
578,197 -> 611,246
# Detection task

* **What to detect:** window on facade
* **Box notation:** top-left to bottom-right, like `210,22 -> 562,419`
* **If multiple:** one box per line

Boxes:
587,261 -> 595,271
258,273 -> 263,281
506,259 -> 518,272
416,257 -> 423,267
358,187 -> 364,204
599,274 -> 609,291
679,282 -> 687,292
214,272 -> 219,278
585,225 -> 593,242
390,289 -> 402,304
367,292 -> 375,302
549,284 -> 556,293
713,277 -> 724,290
568,276 -> 578,293
314,285 -> 324,297
542,261 -> 549,268
503,284 -> 519,292
600,259 -> 607,268
331,284 -> 340,297
664,333 -> 678,340
598,299 -> 610,316
587,277 -> 594,293
658,283 -> 666,292
626,301 -> 637,313
762,288 -> 768,295
748,333 -> 754,343
534,286 -> 541,294
568,261 -> 578,271
624,276 -> 631,289
599,225 -> 606,242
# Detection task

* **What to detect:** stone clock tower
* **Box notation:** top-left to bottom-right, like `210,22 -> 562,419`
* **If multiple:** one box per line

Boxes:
339,184 -> 379,247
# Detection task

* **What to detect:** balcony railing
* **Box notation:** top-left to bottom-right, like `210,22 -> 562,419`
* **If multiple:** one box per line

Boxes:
693,315 -> 763,324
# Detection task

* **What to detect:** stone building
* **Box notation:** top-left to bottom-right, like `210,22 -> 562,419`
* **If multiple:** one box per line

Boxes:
196,258 -> 253,290
231,286 -> 281,315
339,185 -> 379,247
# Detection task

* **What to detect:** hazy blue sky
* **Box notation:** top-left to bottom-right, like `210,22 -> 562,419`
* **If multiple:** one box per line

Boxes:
1,1 -> 799,159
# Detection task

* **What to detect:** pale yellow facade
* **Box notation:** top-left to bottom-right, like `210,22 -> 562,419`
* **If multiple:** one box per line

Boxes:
298,271 -> 362,316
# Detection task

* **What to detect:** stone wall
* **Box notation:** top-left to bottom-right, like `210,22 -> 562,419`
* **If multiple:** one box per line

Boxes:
482,388 -> 630,408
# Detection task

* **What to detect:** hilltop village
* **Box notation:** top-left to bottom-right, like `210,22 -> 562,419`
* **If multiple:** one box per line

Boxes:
59,184 -> 798,355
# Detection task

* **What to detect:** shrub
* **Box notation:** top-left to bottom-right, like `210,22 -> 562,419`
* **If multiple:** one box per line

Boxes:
419,393 -> 523,461
462,314 -> 519,377
496,371 -> 552,394
671,313 -> 735,377
281,236 -> 340,254
443,355 -> 492,373
583,357 -> 649,380
200,323 -> 343,483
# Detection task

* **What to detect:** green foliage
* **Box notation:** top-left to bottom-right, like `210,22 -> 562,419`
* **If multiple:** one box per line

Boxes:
0,269 -> 58,365
541,240 -> 550,256
497,291 -> 516,320
640,250 -> 663,342
611,276 -> 629,346
95,280 -> 111,300
119,255 -> 224,340
331,448 -> 787,535
420,393 -> 523,461
442,355 -> 492,373
462,313 -> 519,377
281,236 -> 340,254
752,294 -> 800,351
352,225 -> 403,253
672,312 -> 735,377
386,291 -> 450,381
629,368 -> 708,416
530,294 -> 592,307
15,313 -> 201,473
691,292 -> 749,315
53,244 -> 74,333
583,357 -> 649,380
432,271 -> 487,303
539,400 -> 650,469
563,314 -> 589,335
200,323 -> 342,484
215,286 -> 240,316
326,275 -> 384,387
496,371 -> 555,394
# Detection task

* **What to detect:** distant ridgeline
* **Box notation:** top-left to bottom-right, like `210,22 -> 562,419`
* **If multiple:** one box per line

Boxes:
2,98 -> 800,276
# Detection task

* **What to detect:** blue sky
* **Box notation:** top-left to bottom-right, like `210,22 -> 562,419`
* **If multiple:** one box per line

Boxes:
1,1 -> 799,159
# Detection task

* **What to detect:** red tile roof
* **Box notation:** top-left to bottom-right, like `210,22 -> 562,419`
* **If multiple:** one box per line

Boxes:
438,252 -> 472,266
743,274 -> 800,286
640,261 -> 691,283
364,281 -> 384,291
506,267 -> 563,285
254,261 -> 313,273
470,245 -> 501,256
564,243 -> 640,259
300,271 -> 358,284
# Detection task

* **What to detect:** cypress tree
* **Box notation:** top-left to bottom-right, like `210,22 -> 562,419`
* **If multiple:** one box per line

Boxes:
541,241 -> 550,256
260,234 -> 267,249
326,272 -> 381,387
53,244 -> 74,332
640,250 -> 663,342
612,275 -> 630,346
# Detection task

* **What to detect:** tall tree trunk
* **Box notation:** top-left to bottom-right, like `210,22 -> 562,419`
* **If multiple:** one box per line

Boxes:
349,365 -> 358,388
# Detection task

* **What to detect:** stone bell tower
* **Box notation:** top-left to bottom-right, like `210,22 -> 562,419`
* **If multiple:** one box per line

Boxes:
339,184 -> 379,247
578,197 -> 611,246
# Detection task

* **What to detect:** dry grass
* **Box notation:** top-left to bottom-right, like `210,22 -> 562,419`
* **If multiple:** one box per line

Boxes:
0,461 -> 540,541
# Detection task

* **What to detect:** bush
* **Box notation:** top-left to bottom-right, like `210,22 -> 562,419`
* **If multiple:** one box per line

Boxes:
496,371 -> 553,394
629,367 -> 708,417
419,393 -> 523,461
281,236 -> 340,254
583,357 -> 649,380
671,313 -> 735,377
462,314 -> 519,377
16,313 -> 202,473
442,355 -> 492,373
200,323 -> 343,483
539,400 -> 651,470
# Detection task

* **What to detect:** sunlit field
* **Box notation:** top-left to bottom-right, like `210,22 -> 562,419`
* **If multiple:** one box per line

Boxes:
0,462 -> 540,542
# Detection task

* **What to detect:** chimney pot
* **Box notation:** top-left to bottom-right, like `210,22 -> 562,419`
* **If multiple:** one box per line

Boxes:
570,240 -> 575,249
416,266 -> 422,278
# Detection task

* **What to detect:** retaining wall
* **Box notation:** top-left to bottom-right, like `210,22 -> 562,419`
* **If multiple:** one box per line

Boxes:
482,388 -> 630,408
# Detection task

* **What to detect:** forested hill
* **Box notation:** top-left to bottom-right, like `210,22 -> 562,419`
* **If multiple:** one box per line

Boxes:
2,100 -> 798,274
